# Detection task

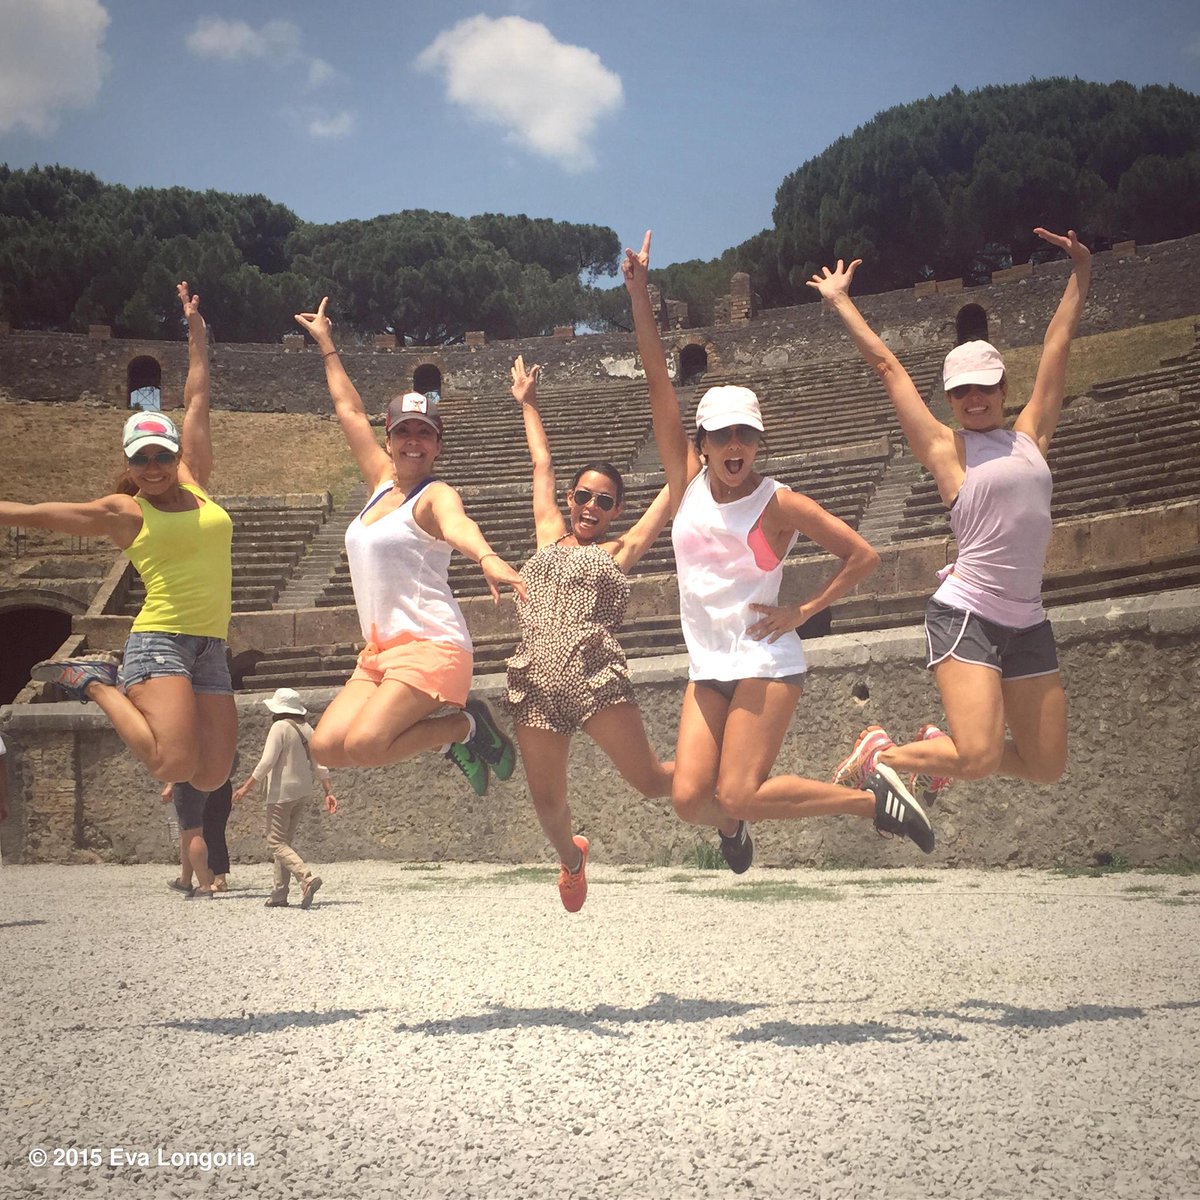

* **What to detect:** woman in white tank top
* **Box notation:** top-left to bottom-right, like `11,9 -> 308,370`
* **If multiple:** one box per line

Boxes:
293,299 -> 526,796
811,227 -> 1091,802
625,233 -> 935,865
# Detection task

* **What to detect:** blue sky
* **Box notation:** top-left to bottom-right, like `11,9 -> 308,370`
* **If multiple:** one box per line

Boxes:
2,0 -> 1198,269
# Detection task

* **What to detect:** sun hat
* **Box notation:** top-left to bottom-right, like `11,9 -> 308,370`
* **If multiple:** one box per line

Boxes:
694,385 -> 764,432
386,391 -> 443,435
943,341 -> 1006,392
122,412 -> 181,457
263,687 -> 307,717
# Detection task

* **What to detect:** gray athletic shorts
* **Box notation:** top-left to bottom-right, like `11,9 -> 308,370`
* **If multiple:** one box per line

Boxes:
924,598 -> 1058,680
694,674 -> 805,702
172,782 -> 207,830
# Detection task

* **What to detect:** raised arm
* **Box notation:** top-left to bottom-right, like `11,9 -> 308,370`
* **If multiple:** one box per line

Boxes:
1013,228 -> 1092,455
0,494 -> 141,547
176,282 -> 213,489
512,356 -> 567,548
609,483 -> 672,574
807,261 -> 958,483
623,231 -> 699,514
294,298 -> 393,489
418,483 -> 528,604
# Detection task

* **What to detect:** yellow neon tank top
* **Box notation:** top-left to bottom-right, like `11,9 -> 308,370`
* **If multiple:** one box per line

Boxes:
127,484 -> 233,638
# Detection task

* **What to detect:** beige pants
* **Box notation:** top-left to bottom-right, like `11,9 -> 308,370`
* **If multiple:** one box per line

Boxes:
266,801 -> 312,902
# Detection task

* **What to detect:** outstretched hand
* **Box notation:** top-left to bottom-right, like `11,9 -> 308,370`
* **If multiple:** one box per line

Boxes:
621,230 -> 652,291
806,259 -> 863,304
294,297 -> 334,348
1033,227 -> 1090,268
481,554 -> 528,605
177,281 -> 201,320
511,355 -> 541,407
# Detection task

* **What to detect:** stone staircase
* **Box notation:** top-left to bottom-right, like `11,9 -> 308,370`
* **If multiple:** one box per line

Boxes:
275,483 -> 368,610
855,449 -> 924,548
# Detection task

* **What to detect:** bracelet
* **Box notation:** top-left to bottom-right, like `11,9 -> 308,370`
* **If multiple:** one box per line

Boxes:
479,551 -> 500,566
322,349 -> 339,359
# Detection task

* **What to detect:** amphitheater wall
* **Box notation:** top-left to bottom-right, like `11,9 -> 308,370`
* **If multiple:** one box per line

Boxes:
2,235 -> 1198,411
2,589 -> 1197,870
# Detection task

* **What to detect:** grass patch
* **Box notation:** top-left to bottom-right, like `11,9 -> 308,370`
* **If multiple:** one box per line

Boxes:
681,882 -> 843,904
476,867 -> 557,886
1122,884 -> 1165,894
682,841 -> 727,871
1159,897 -> 1200,908
399,863 -> 443,872
619,865 -> 655,874
840,875 -> 937,888
1054,856 -> 1200,879
667,873 -> 700,884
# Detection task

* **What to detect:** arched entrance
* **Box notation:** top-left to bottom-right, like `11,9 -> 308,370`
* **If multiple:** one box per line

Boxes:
678,344 -> 708,385
0,596 -> 78,703
954,304 -> 990,346
412,364 -> 442,399
128,356 -> 162,410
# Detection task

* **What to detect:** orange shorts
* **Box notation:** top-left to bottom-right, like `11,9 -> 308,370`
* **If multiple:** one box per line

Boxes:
348,634 -> 473,707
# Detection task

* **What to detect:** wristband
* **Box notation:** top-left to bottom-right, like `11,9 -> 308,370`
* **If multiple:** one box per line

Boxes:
479,552 -> 500,566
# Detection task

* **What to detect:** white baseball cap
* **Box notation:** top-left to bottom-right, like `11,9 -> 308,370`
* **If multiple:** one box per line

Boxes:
694,385 -> 764,432
943,341 -> 1006,392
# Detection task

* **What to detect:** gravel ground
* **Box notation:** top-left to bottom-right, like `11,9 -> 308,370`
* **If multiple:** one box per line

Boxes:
3,861 -> 1199,1200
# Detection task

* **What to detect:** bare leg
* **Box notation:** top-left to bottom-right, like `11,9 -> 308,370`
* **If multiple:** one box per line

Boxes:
515,725 -> 579,868
192,694 -> 237,790
312,678 -> 470,768
582,703 -> 672,798
181,827 -> 213,891
177,828 -> 193,888
716,680 -> 874,821
669,684 -> 741,836
87,676 -> 201,783
999,673 -> 1067,782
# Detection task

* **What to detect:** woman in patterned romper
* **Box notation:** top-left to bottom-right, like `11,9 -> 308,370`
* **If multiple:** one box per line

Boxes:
507,356 -> 674,912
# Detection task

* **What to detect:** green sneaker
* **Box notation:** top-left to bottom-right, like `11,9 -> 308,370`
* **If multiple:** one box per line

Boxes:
464,698 -> 517,782
444,741 -> 489,796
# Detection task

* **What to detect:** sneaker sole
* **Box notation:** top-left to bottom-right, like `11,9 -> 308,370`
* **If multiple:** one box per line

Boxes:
875,763 -> 935,853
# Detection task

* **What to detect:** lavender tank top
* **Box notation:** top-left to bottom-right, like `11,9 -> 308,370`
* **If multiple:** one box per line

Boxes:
932,429 -> 1052,629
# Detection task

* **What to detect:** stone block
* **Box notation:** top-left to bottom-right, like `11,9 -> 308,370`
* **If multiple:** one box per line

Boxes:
913,281 -> 937,298
991,263 -> 1033,283
0,321 -> 10,335
1087,510 -> 1148,566
1139,501 -> 1198,560
374,333 -> 397,351
228,610 -> 296,656
88,324 -> 112,340
553,325 -> 575,341
935,278 -> 964,295
294,606 -> 361,647
281,332 -> 305,349
895,539 -> 950,593
1112,240 -> 1137,256
1045,519 -> 1090,574
465,331 -> 486,349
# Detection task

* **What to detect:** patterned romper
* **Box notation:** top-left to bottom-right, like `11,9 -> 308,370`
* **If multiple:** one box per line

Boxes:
506,537 -> 634,734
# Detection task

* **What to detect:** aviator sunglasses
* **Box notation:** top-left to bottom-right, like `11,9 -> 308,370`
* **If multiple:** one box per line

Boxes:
947,381 -> 1003,402
127,449 -> 179,468
569,486 -> 618,511
703,424 -> 762,447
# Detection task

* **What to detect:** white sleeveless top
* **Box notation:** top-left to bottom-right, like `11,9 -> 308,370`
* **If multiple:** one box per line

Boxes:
343,480 -> 472,651
671,470 -> 807,681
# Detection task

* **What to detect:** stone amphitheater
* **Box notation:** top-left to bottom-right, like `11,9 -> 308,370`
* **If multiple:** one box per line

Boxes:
1,237 -> 1197,869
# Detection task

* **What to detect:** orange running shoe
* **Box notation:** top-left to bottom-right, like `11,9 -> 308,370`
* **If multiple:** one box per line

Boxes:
832,725 -> 894,788
911,724 -> 953,807
557,835 -> 589,913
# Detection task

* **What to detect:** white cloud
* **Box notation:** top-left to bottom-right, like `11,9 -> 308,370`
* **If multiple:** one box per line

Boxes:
418,15 -> 623,173
186,17 -> 301,63
0,0 -> 110,136
186,17 -> 335,92
308,111 -> 355,139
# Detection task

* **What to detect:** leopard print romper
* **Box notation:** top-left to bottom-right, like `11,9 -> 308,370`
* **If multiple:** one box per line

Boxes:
506,537 -> 634,734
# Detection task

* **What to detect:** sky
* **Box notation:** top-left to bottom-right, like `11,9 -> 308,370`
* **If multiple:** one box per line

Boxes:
2,0 -> 1199,270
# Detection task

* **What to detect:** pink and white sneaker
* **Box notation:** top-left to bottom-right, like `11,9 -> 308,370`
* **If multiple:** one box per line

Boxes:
911,724 -> 953,807
832,725 -> 895,788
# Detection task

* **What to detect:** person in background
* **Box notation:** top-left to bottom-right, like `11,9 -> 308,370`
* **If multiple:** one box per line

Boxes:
233,688 -> 337,910
162,780 -> 216,899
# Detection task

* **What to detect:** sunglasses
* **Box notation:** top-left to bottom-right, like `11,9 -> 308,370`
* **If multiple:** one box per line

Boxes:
947,382 -> 1002,402
569,487 -> 618,511
703,424 -> 762,447
127,450 -> 179,468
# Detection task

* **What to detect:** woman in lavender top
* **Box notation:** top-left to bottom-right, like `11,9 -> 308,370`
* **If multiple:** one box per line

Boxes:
810,228 -> 1091,801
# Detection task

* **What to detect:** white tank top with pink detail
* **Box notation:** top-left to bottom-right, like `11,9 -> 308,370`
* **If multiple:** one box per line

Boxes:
343,479 -> 472,651
671,470 -> 806,681
932,429 -> 1052,629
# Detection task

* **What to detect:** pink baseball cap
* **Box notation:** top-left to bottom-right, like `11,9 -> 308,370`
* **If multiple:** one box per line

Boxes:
694,385 -> 764,432
943,341 -> 1006,392
122,412 -> 180,457
386,392 -> 443,435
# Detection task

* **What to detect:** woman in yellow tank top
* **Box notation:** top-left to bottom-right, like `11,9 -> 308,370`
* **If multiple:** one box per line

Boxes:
2,283 -> 237,807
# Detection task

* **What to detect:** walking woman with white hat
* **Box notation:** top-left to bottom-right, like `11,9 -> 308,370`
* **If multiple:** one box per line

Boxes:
233,689 -> 337,909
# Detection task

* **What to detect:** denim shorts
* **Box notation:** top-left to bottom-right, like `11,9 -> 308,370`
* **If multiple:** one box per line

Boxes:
119,632 -> 233,695
924,599 -> 1058,680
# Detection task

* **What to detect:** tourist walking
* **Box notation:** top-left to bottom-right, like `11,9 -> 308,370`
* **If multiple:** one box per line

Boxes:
506,355 -> 674,911
809,227 -> 1091,798
232,689 -> 337,909
625,231 -> 935,865
292,299 -> 526,796
7,283 -> 236,790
